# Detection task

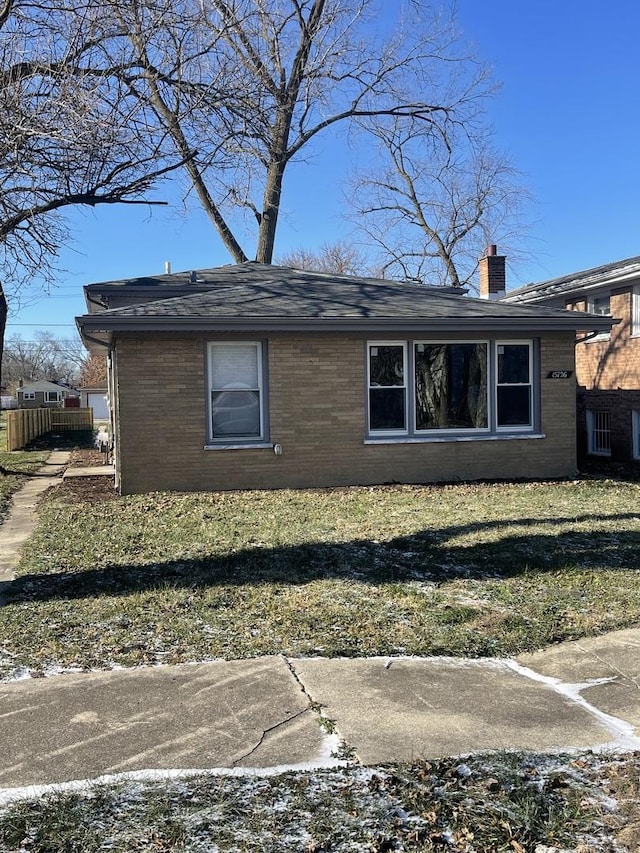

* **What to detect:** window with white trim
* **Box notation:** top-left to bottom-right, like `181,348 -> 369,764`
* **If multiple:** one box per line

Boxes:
207,342 -> 265,443
586,410 -> 611,456
367,339 -> 534,438
632,411 -> 640,459
22,391 -> 35,400
587,293 -> 611,340
367,343 -> 407,433
588,294 -> 611,316
45,391 -> 61,403
632,287 -> 640,336
496,342 -> 533,429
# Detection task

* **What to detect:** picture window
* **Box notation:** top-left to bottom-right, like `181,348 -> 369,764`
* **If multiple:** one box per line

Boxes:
367,339 -> 535,438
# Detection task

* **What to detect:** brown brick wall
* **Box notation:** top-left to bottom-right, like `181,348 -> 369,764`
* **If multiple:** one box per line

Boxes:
113,331 -> 578,493
571,288 -> 640,389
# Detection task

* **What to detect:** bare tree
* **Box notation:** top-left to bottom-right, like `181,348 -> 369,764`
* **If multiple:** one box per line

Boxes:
1,332 -> 86,390
0,0 -> 187,397
101,0 -> 488,265
277,241 -> 369,275
350,113 -> 531,289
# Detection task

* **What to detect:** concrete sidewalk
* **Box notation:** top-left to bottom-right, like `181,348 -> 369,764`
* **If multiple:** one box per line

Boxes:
1,456 -> 639,797
1,629 -> 639,793
0,451 -> 70,588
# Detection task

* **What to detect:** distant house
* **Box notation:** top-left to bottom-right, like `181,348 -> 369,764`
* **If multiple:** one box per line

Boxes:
503,254 -> 640,466
16,380 -> 79,410
76,262 -> 613,495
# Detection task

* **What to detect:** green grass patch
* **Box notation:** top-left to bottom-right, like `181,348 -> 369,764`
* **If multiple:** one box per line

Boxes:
1,478 -> 640,676
0,750 -> 636,852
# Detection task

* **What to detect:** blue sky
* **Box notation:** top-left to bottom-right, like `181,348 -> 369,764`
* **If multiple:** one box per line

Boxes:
7,0 -> 640,341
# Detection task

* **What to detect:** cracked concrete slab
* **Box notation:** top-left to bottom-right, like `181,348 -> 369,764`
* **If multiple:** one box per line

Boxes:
517,629 -> 640,731
0,657 -> 327,788
290,657 -> 620,765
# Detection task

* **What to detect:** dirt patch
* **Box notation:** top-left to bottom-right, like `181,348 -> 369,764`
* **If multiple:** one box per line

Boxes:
68,448 -> 108,468
58,476 -> 118,504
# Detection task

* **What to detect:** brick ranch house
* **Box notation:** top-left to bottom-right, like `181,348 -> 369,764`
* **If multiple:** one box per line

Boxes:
75,261 -> 612,494
502,253 -> 640,467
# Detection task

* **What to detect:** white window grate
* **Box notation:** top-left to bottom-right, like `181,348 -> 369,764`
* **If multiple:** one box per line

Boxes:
587,410 -> 611,456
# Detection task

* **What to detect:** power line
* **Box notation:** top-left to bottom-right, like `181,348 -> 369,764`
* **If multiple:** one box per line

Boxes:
5,338 -> 81,345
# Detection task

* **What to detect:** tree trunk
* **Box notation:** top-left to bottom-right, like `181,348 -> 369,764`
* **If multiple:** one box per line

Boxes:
0,281 -> 6,399
255,1 -> 325,264
256,159 -> 286,263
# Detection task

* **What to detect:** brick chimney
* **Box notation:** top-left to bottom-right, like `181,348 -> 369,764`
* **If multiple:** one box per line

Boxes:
479,244 -> 506,300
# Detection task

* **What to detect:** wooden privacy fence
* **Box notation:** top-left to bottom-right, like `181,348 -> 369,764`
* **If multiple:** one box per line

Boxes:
5,408 -> 94,451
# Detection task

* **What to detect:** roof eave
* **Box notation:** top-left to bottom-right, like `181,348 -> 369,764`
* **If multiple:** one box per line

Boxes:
505,265 -> 640,303
77,314 -> 616,339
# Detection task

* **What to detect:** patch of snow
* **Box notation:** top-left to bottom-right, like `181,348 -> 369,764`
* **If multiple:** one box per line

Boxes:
0,763 -> 378,808
1,664 -> 90,682
455,762 -> 472,778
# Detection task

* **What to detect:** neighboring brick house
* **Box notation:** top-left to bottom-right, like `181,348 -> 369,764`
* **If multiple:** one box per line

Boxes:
502,254 -> 640,467
16,380 -> 79,409
76,262 -> 612,494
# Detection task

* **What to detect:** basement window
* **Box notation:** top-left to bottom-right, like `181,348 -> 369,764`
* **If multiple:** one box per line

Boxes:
586,410 -> 611,456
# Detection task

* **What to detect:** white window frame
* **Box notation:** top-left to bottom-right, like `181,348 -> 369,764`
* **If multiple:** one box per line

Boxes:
45,391 -> 61,403
632,286 -> 640,337
588,293 -> 611,316
586,410 -> 611,456
632,411 -> 640,460
365,339 -> 537,440
495,341 -> 534,432
587,292 -> 612,341
22,391 -> 35,400
413,340 -> 490,434
207,341 -> 266,445
367,341 -> 408,436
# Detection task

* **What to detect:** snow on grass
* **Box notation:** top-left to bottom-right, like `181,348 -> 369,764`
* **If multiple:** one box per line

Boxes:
1,752 -> 638,852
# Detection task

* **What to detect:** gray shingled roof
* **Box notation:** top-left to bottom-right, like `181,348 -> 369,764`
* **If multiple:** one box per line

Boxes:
503,255 -> 640,304
77,263 -> 615,350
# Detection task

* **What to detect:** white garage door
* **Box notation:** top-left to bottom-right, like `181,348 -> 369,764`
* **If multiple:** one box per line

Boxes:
87,392 -> 109,420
